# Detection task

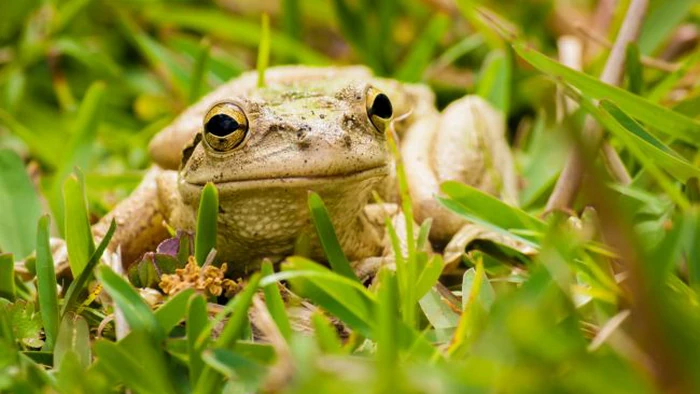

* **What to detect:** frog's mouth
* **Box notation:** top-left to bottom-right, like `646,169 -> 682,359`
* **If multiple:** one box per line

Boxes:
182,163 -> 390,191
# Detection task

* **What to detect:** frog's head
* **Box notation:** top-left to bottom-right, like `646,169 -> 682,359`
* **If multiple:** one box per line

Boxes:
178,75 -> 394,198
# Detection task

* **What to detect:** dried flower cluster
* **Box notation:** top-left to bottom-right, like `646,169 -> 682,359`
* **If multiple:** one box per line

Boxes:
159,257 -> 240,298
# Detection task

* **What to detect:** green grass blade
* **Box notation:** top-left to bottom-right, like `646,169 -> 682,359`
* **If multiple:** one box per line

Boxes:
282,0 -> 302,40
439,181 -> 546,247
624,43 -> 643,95
311,312 -> 343,354
476,49 -> 512,115
142,6 -> 330,65
648,49 -> 700,104
260,260 -> 292,341
256,13 -> 270,88
513,43 -> 700,145
0,149 -> 42,258
96,265 -> 162,339
394,13 -> 450,82
195,182 -> 218,266
0,254 -> 14,300
307,191 -> 358,282
36,215 -> 59,351
187,294 -> 208,386
201,349 -> 265,390
53,312 -> 90,369
637,0 -> 695,55
63,172 -> 95,277
60,219 -> 116,317
195,273 -> 261,394
154,287 -> 194,334
188,38 -> 211,104
375,268 -> 399,392
0,112 -> 58,168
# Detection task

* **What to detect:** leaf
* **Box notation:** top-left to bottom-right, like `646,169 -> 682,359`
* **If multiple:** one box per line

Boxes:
513,43 -> 700,146
439,181 -> 546,248
0,149 -> 42,258
194,274 -> 261,394
419,287 -> 460,330
188,38 -> 211,104
394,13 -> 450,82
201,349 -> 265,390
53,312 -> 90,369
375,268 -> 399,391
624,43 -> 643,95
308,192 -> 358,281
154,287 -> 195,334
311,312 -> 343,354
195,182 -> 218,266
63,173 -> 95,277
96,265 -> 161,339
414,254 -> 445,301
476,49 -> 512,115
0,254 -> 14,300
261,260 -> 291,340
637,0 -> 695,55
35,216 -> 59,351
61,219 -> 116,317
3,300 -> 43,348
142,6 -> 330,65
599,100 -> 700,182
256,13 -> 270,88
187,294 -> 208,386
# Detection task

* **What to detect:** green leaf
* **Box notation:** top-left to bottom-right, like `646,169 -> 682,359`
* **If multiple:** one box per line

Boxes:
256,13 -> 270,88
311,312 -> 343,354
375,268 -> 399,391
624,43 -> 643,95
439,181 -> 546,248
308,191 -> 358,282
513,42 -> 700,145
394,13 -> 450,82
63,173 -> 95,277
637,0 -> 695,55
195,273 -> 261,394
96,265 -> 161,339
35,216 -> 58,351
93,331 -> 177,394
154,287 -> 194,334
648,49 -> 700,104
53,312 -> 90,370
195,182 -> 219,266
598,100 -> 700,183
261,260 -> 291,341
414,254 -> 445,301
477,49 -> 512,115
142,6 -> 330,65
188,38 -> 211,104
201,349 -> 265,391
3,300 -> 43,348
61,219 -> 116,317
0,149 -> 42,258
187,294 -> 208,387
0,254 -> 14,301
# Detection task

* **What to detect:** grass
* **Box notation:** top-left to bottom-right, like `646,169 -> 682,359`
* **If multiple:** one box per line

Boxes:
1,0 -> 700,393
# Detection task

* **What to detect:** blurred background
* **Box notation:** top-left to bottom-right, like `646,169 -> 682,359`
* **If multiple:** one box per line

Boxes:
0,0 -> 698,241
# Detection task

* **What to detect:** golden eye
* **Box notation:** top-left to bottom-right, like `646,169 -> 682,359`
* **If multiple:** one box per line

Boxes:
203,102 -> 249,152
366,87 -> 393,133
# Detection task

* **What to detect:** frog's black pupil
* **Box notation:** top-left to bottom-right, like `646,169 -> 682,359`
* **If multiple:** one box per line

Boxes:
371,93 -> 393,119
206,114 -> 239,137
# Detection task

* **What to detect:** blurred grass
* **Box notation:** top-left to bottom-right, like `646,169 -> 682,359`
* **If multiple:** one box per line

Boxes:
0,0 -> 699,393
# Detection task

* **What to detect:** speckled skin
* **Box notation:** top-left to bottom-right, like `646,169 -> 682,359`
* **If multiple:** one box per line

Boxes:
93,66 -> 517,273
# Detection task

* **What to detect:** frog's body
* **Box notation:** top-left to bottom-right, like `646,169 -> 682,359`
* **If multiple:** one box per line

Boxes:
94,66 -> 516,274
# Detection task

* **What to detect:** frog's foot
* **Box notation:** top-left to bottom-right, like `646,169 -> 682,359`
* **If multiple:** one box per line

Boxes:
401,95 -> 518,244
443,223 -> 537,269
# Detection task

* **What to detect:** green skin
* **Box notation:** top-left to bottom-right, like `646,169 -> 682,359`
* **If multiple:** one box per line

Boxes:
92,66 -> 518,275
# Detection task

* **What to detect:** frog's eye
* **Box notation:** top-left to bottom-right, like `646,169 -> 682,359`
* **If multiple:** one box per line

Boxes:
366,87 -> 393,133
203,102 -> 249,152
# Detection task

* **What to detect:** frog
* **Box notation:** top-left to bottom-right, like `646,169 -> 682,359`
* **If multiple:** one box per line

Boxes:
91,66 -> 518,276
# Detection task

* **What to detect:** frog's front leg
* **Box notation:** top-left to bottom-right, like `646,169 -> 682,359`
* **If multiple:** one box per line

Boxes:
401,96 -> 519,263
92,166 -> 175,267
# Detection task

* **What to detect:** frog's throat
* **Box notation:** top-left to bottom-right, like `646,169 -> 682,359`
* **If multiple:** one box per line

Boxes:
180,164 -> 390,191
